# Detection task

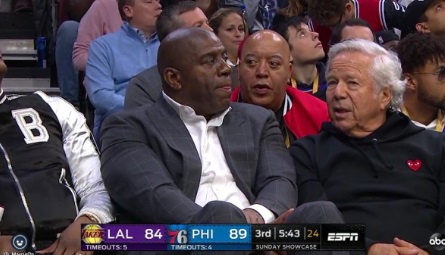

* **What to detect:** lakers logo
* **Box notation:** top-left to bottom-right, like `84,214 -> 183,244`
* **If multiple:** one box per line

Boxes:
82,224 -> 104,244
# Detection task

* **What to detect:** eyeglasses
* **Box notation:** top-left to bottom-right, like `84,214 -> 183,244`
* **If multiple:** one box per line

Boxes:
412,67 -> 445,83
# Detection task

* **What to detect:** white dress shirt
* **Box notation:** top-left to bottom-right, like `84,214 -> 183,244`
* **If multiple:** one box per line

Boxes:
163,92 -> 276,223
398,107 -> 445,132
411,117 -> 445,131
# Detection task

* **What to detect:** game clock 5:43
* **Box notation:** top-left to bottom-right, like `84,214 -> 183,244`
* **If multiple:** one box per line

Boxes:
278,228 -> 300,239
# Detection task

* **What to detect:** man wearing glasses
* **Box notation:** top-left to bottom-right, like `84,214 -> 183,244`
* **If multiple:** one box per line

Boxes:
397,33 -> 445,132
307,0 -> 406,52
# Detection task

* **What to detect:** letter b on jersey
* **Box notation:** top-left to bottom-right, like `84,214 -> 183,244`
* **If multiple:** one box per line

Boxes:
12,108 -> 49,144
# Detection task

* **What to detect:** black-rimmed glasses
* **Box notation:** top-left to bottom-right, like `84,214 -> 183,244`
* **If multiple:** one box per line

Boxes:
413,67 -> 445,83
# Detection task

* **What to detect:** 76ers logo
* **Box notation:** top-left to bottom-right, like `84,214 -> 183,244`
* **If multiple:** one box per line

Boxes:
167,225 -> 188,244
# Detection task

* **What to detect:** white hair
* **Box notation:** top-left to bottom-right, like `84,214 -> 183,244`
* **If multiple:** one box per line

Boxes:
326,39 -> 406,110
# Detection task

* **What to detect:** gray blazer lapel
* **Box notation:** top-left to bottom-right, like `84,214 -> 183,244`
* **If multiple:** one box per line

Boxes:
147,97 -> 202,200
217,108 -> 255,203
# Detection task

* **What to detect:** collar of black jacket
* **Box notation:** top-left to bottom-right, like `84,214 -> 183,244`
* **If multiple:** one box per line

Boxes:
321,109 -> 425,144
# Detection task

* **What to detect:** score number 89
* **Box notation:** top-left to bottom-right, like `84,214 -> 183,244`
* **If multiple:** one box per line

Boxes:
229,229 -> 248,239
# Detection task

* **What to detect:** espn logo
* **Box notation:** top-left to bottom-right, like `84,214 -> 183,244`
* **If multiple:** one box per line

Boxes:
321,225 -> 364,250
327,233 -> 359,242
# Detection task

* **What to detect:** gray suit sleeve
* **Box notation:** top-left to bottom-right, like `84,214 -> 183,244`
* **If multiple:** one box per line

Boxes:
254,110 -> 298,216
100,113 -> 202,223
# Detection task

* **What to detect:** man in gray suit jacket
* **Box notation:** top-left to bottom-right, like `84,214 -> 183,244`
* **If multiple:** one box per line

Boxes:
101,26 -> 297,228
124,1 -> 213,109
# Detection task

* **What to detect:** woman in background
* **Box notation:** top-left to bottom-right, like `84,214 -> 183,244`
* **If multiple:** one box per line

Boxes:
210,8 -> 248,88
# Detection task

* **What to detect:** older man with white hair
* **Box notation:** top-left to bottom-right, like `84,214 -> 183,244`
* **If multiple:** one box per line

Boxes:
290,39 -> 445,255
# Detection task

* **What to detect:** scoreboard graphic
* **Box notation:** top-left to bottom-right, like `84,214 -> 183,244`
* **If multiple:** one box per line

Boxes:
81,224 -> 365,251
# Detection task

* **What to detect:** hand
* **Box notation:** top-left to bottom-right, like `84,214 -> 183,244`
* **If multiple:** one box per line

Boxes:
394,238 -> 430,255
0,235 -> 20,254
243,208 -> 265,224
272,208 -> 295,224
36,216 -> 95,255
368,243 -> 420,255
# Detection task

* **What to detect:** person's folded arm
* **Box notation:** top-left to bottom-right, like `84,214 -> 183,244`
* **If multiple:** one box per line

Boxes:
85,39 -> 124,114
289,136 -> 328,204
100,112 -> 202,223
252,110 -> 297,220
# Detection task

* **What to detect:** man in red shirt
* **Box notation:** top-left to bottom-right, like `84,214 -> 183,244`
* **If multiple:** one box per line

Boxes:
234,30 -> 330,148
307,0 -> 406,51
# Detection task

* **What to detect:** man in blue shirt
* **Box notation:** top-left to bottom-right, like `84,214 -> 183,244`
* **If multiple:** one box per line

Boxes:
86,0 -> 161,142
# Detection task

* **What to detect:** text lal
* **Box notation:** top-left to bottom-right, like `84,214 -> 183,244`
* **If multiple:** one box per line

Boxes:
107,230 -> 134,239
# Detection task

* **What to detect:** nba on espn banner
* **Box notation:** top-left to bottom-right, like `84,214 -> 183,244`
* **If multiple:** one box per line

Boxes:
81,224 -> 365,251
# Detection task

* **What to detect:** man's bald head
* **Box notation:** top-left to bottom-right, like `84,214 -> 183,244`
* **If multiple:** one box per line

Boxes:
239,30 -> 291,60
157,27 -> 219,88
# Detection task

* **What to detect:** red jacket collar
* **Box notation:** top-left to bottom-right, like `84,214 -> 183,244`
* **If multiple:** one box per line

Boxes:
231,86 -> 329,138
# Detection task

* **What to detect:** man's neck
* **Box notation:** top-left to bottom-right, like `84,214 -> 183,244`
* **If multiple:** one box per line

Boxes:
292,63 -> 318,84
345,114 -> 387,138
129,22 -> 155,37
403,94 -> 438,126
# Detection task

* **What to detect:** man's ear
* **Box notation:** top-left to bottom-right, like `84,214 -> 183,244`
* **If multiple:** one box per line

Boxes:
415,22 -> 431,33
122,4 -> 133,20
379,86 -> 392,110
344,2 -> 353,16
288,56 -> 294,80
404,73 -> 417,92
163,68 -> 182,90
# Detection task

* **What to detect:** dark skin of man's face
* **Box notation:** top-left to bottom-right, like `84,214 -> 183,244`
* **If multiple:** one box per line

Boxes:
163,31 -> 233,120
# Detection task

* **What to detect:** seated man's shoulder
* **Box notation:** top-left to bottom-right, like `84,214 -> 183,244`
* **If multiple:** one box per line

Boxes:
90,30 -> 122,48
6,91 -> 63,106
132,65 -> 160,82
415,128 -> 445,143
231,103 -> 275,124
230,102 -> 274,120
113,103 -> 155,121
